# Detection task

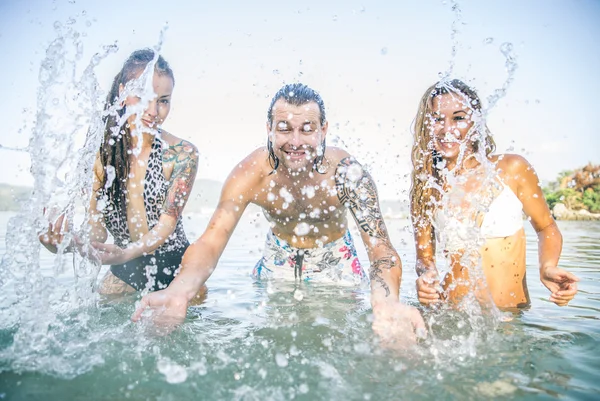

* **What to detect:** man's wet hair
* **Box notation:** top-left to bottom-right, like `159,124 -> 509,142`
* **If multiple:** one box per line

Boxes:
266,83 -> 326,128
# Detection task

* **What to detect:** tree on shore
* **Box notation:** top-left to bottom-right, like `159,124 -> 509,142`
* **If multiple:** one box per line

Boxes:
544,163 -> 600,213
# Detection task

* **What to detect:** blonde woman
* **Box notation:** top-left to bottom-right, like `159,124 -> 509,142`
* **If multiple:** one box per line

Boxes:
410,79 -> 578,309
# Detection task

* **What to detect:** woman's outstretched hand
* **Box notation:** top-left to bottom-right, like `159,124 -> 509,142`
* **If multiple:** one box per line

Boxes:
540,266 -> 579,306
39,212 -> 68,253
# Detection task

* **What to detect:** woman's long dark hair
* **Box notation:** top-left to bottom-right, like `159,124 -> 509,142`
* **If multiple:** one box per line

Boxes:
99,49 -> 174,216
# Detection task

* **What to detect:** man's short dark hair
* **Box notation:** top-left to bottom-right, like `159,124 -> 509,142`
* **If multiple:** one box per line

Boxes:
266,83 -> 326,127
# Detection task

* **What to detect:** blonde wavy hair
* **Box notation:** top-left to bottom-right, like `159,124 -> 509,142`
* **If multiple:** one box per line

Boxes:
409,79 -> 496,242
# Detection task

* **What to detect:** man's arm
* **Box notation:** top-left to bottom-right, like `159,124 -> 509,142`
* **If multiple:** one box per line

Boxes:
132,152 -> 263,320
335,157 -> 402,306
336,156 -> 426,341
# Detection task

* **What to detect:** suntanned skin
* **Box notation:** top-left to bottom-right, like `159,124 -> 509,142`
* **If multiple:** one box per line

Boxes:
39,71 -> 200,295
132,99 -> 425,342
414,94 -> 579,309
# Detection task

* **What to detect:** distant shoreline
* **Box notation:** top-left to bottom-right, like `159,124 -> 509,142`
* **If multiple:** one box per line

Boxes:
552,203 -> 600,221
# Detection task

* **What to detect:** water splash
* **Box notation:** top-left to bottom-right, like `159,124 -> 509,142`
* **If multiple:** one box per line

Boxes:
0,20 -> 173,377
438,0 -> 463,82
0,18 -> 121,376
415,1 -> 520,363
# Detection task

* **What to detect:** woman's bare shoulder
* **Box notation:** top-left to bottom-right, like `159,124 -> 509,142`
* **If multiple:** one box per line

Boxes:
494,153 -> 534,176
160,130 -> 198,154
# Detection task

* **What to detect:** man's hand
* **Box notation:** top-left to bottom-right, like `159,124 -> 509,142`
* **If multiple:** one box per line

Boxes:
540,266 -> 579,306
416,270 -> 442,305
372,300 -> 427,347
131,289 -> 190,334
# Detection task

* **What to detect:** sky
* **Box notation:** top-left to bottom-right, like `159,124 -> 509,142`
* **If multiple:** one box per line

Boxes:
0,0 -> 598,200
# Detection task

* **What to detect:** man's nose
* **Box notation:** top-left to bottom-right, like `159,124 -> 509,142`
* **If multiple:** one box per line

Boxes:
289,129 -> 303,147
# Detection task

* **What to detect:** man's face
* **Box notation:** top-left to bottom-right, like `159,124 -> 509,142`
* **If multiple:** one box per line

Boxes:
268,99 -> 328,172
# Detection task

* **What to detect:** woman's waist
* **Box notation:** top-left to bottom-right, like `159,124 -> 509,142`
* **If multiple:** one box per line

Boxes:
107,223 -> 189,250
480,231 -> 527,266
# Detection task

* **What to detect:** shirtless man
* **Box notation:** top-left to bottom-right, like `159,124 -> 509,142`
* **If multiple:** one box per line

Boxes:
133,83 -> 425,340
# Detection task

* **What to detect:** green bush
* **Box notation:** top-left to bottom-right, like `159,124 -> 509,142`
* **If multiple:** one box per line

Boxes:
582,187 -> 600,213
544,188 -> 584,211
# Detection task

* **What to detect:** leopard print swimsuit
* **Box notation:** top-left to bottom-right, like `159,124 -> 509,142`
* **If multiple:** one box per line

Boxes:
103,135 -> 189,291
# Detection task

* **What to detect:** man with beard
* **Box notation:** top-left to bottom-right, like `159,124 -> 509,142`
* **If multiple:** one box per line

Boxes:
132,83 -> 425,340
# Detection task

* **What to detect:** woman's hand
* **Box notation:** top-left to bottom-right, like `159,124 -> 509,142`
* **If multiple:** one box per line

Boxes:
416,270 -> 443,305
540,266 -> 579,306
92,242 -> 134,265
39,213 -> 69,253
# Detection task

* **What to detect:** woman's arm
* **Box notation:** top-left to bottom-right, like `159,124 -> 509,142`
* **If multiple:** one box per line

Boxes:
39,155 -> 107,253
94,141 -> 199,264
413,218 -> 442,304
508,154 -> 579,305
88,155 -> 108,244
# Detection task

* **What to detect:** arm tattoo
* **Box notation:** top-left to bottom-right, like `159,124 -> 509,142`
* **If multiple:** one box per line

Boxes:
335,157 -> 388,239
369,254 -> 395,297
162,141 -> 199,219
336,157 -> 398,297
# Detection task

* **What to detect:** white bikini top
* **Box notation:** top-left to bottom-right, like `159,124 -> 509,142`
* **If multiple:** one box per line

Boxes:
480,181 -> 524,239
433,179 -> 524,252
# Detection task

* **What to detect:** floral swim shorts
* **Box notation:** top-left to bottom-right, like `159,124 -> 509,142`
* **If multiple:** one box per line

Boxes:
253,230 -> 369,285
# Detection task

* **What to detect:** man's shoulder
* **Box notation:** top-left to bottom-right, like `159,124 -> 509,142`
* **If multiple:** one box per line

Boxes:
225,147 -> 271,183
326,147 -> 353,167
239,147 -> 271,170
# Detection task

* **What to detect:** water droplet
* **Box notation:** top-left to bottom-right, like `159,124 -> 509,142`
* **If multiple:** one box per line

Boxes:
275,353 -> 288,367
483,37 -> 494,45
500,42 -> 514,56
157,358 -> 188,384
294,222 -> 310,236
380,47 -> 388,55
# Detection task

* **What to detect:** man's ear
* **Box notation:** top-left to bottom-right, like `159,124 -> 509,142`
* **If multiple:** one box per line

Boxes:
321,121 -> 328,139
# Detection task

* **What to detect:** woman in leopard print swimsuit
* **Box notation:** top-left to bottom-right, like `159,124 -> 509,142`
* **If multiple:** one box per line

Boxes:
40,49 -> 199,295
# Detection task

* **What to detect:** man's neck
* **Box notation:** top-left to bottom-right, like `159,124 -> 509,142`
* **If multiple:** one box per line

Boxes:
277,166 -> 318,185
